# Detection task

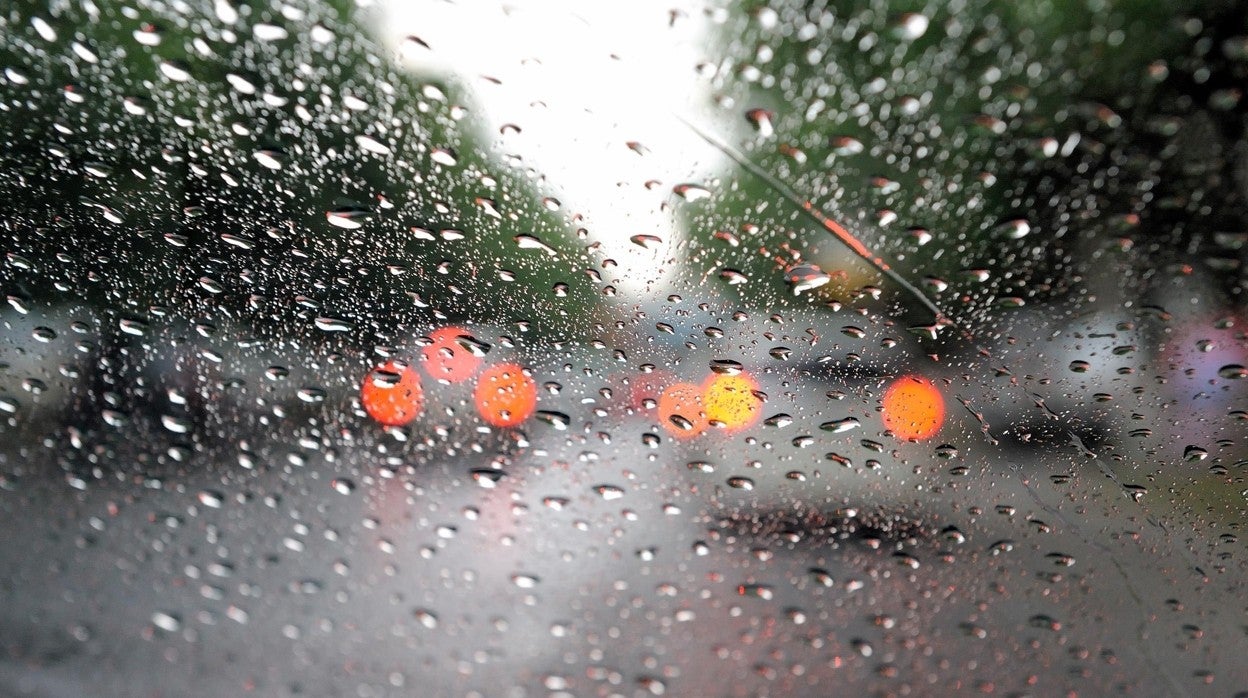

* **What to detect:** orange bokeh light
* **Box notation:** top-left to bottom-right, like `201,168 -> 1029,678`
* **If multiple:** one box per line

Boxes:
658,382 -> 708,437
473,363 -> 538,427
421,326 -> 482,383
702,372 -> 762,432
361,361 -> 424,426
882,375 -> 945,440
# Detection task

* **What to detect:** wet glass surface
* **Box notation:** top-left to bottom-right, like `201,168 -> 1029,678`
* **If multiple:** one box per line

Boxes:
1,0 -> 1246,695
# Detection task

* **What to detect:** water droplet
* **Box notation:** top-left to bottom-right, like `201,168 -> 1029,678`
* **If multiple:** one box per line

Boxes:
1184,445 -> 1209,462
637,676 -> 667,695
535,411 -> 571,430
161,415 -> 191,434
83,162 -> 112,179
825,452 -> 852,467
785,264 -> 831,295
331,479 -> 355,495
1046,552 -> 1077,567
819,417 -> 860,433
996,218 -> 1031,239
31,17 -> 57,42
511,573 -> 539,589
471,469 -> 506,488
625,141 -> 649,155
630,234 -> 663,249
907,227 -> 934,246
7,296 -> 29,314
935,444 -> 959,459
737,583 -> 773,599
892,13 -> 929,40
295,387 -> 324,404
1217,364 -> 1246,379
355,135 -> 392,155
119,318 -> 148,336
452,333 -> 491,357
413,608 -> 438,629
709,359 -> 744,375
542,497 -> 569,510
942,526 -> 967,544
972,114 -> 1007,135
594,484 -> 624,500
315,317 -> 354,332
430,148 -> 458,166
253,148 -> 284,170
989,540 -> 1015,555
869,176 -> 900,194
220,233 -> 255,249
226,72 -> 256,94
673,183 -> 712,201
198,277 -> 224,294
399,35 -> 431,59
745,108 -> 775,137
764,413 -> 793,428
727,476 -> 754,490
253,22 -> 289,41
894,552 -> 920,569
831,136 -> 864,155
515,234 -> 558,256
151,612 -> 181,632
158,60 -> 192,82
668,413 -> 697,432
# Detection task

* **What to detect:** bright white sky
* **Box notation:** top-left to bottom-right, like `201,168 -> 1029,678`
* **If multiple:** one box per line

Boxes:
367,0 -> 733,298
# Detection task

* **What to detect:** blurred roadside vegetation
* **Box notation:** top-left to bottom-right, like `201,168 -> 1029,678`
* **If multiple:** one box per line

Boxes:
1,0 -> 1244,448
0,0 -> 593,362
682,0 -> 1245,326
3,0 -> 1244,347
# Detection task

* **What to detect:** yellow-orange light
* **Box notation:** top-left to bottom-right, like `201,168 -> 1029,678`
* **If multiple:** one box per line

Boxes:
361,361 -> 424,426
473,363 -> 537,427
702,372 -> 762,432
882,375 -> 945,440
658,382 -> 707,437
421,326 -> 482,383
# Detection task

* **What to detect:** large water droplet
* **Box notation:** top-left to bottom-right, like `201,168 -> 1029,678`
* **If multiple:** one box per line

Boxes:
820,417 -> 861,433
785,264 -> 831,295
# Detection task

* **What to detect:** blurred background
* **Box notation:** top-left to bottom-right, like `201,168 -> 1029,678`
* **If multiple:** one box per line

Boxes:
0,0 -> 1245,695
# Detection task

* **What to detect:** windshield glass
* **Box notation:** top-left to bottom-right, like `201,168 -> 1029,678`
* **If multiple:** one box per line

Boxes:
1,1 -> 1245,695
